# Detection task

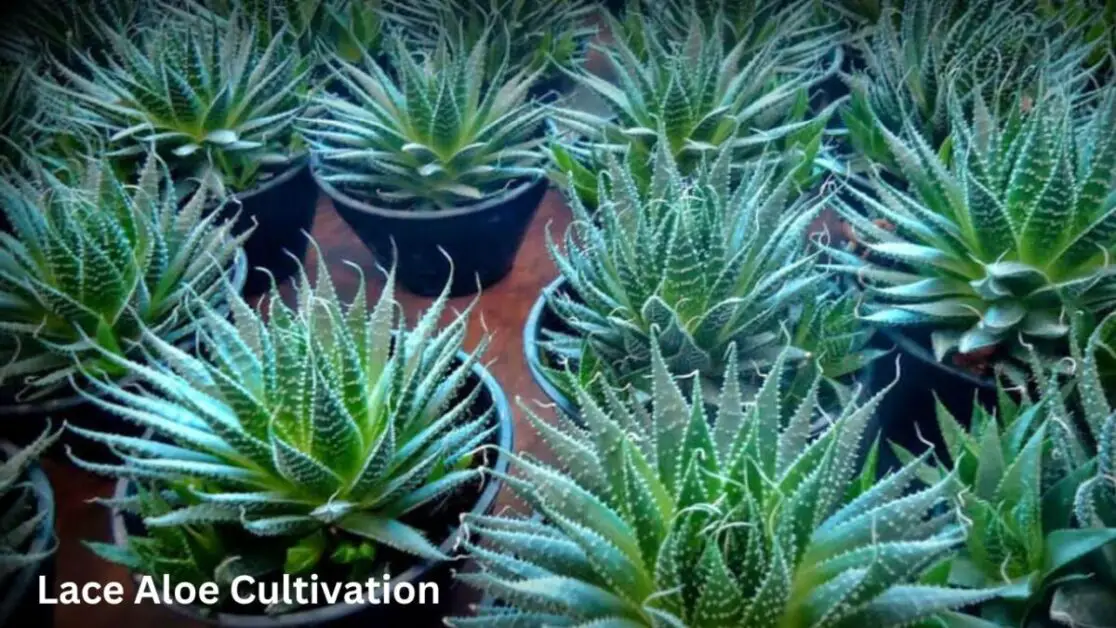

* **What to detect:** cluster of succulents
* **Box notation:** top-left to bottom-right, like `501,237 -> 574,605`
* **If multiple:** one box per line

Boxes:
0,0 -> 1114,626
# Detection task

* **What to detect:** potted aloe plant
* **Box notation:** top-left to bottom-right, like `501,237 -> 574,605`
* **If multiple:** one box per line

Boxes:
837,0 -> 1096,178
546,3 -> 842,210
452,342 -> 999,626
529,140 -> 882,421
381,0 -> 598,103
303,30 -> 550,297
70,246 -> 513,625
1,426 -> 61,627
899,320 -> 1116,627
0,152 -> 248,461
37,9 -> 317,296
826,86 -> 1116,462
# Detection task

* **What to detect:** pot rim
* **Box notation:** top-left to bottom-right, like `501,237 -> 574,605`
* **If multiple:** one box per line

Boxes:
0,248 -> 249,415
107,353 -> 514,627
311,155 -> 547,221
228,156 -> 310,202
0,440 -> 56,625
880,327 -> 997,390
522,276 -> 581,422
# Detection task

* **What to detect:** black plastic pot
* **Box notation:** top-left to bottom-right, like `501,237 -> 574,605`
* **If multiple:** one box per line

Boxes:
524,277 -> 581,422
107,357 -> 514,628
316,167 -> 548,298
215,160 -> 319,297
0,441 -> 57,628
865,327 -> 997,472
0,250 -> 248,465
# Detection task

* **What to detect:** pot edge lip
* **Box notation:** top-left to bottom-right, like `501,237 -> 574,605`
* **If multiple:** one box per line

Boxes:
0,249 -> 250,415
312,156 -> 548,221
0,440 -> 57,625
106,354 -> 515,627
226,157 -> 312,203
522,276 -> 581,422
879,327 -> 997,390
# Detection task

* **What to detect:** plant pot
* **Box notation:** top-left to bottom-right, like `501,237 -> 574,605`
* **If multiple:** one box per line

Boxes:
865,327 -> 997,473
0,250 -> 248,465
316,166 -> 548,298
214,160 -> 319,297
107,356 -> 514,627
524,277 -> 582,422
0,441 -> 57,628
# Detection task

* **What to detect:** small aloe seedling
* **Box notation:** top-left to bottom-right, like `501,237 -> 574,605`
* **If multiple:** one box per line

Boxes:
451,343 -> 996,627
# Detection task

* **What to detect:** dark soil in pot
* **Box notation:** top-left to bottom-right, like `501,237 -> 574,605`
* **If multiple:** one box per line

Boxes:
865,327 -> 998,473
316,167 -> 548,299
0,251 -> 248,465
209,160 -> 319,297
107,357 -> 514,628
0,441 -> 57,628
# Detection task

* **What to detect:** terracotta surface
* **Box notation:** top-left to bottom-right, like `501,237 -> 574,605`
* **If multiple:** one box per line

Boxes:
40,189 -> 573,628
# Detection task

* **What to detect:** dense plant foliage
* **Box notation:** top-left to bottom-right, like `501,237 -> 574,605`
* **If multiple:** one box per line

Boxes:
0,153 -> 245,402
546,7 -> 840,208
70,251 -> 498,576
827,86 -> 1116,371
840,0 -> 1096,176
38,11 -> 311,195
0,427 -> 60,616
543,140 -> 880,402
303,32 -> 547,210
453,344 -> 995,627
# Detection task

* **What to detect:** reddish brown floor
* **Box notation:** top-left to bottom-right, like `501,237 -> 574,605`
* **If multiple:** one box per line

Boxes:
42,188 -> 573,627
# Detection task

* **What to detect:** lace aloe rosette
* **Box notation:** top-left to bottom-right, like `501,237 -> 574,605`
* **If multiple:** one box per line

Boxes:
894,318 -> 1116,627
546,6 -> 843,209
451,342 -> 998,627
539,140 -> 880,408
839,0 -> 1098,177
38,11 -> 311,196
0,153 -> 247,405
827,85 -> 1116,376
69,250 -> 511,613
381,0 -> 597,81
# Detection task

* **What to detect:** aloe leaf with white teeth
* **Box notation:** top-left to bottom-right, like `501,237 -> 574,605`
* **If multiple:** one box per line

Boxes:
451,342 -> 996,627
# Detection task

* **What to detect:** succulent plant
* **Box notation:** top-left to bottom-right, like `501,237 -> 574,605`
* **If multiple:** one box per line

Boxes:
889,316 -> 1116,627
452,342 -> 996,627
163,0 -> 385,66
547,7 -> 842,209
68,249 -> 500,572
85,483 -> 280,613
381,0 -> 597,79
0,0 -> 150,69
827,86 -> 1116,371
0,426 -> 60,621
840,0 -> 1097,176
302,32 -> 548,210
0,153 -> 246,403
542,141 -> 831,398
38,11 -> 311,196
1040,0 -> 1116,79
